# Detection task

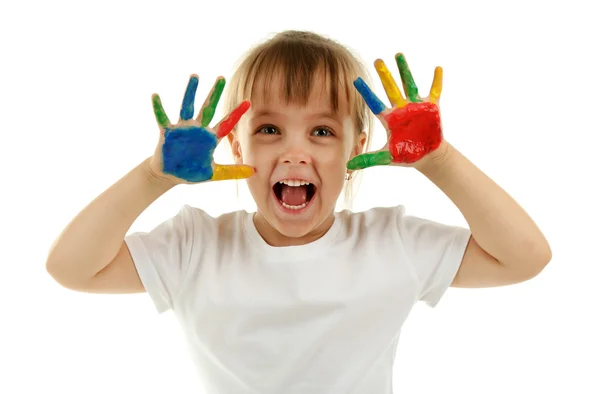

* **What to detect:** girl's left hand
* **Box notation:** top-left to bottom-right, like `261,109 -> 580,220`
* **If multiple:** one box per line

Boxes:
347,53 -> 445,171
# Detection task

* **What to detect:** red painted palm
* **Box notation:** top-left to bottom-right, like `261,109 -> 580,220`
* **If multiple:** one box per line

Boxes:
348,53 -> 444,170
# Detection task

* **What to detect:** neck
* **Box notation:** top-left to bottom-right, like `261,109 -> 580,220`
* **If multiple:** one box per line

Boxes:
252,211 -> 335,247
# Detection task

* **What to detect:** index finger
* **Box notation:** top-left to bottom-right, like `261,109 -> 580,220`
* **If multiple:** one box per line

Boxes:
353,77 -> 387,115
214,100 -> 251,139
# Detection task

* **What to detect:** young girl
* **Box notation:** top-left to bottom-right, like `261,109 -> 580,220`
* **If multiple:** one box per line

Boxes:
46,30 -> 552,393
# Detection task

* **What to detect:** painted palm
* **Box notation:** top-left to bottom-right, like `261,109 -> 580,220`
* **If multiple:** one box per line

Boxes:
152,75 -> 253,183
348,53 -> 444,170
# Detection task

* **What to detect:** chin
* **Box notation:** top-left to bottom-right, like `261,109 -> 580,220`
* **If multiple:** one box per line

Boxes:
261,190 -> 334,240
248,175 -> 341,242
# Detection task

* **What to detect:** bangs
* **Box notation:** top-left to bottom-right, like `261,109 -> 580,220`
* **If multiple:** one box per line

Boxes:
241,38 -> 360,115
223,30 -> 373,138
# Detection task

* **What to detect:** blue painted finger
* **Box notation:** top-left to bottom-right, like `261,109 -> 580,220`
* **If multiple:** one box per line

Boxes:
353,77 -> 386,115
180,75 -> 199,121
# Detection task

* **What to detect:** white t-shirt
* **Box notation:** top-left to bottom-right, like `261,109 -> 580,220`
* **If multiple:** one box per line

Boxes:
124,204 -> 471,394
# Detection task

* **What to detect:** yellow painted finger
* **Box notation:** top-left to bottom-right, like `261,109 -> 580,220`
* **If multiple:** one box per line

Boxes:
211,164 -> 255,181
374,59 -> 408,108
429,66 -> 443,105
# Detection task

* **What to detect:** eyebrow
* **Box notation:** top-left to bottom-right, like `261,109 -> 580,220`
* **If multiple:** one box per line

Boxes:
252,109 -> 340,121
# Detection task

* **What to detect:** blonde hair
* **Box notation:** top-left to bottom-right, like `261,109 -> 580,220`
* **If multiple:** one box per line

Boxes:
222,30 -> 374,209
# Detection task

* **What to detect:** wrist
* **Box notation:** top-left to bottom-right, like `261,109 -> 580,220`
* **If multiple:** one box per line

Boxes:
141,157 -> 179,191
414,140 -> 453,177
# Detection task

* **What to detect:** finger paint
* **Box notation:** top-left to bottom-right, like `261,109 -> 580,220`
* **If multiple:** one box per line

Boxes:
201,78 -> 226,127
162,126 -> 217,182
180,75 -> 199,121
346,151 -> 393,170
353,77 -> 386,115
383,102 -> 442,163
429,66 -> 443,104
216,100 -> 251,139
152,94 -> 170,128
212,164 -> 255,180
374,59 -> 407,108
395,53 -> 422,103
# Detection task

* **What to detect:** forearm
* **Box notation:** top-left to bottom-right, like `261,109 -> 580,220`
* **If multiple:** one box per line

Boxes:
416,141 -> 552,270
46,157 -> 176,281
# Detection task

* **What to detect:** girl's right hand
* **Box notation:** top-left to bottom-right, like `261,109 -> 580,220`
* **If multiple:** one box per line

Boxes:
148,74 -> 254,185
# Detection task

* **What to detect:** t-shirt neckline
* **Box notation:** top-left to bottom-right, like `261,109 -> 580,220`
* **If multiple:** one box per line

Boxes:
243,210 -> 343,261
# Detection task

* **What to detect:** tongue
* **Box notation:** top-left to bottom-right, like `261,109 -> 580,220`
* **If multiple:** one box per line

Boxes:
281,185 -> 307,206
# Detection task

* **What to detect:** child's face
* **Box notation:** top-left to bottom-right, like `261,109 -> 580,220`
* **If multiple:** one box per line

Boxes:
229,75 -> 366,245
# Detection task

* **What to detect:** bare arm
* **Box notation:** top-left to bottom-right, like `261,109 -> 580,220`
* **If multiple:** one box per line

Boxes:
46,75 -> 254,293
416,141 -> 552,287
45,157 -> 176,291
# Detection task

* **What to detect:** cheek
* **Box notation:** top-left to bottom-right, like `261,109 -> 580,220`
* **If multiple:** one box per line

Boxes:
243,144 -> 273,195
236,137 -> 257,164
321,154 -> 346,171
241,142 -> 268,168
317,143 -> 349,172
317,152 -> 347,187
246,176 -> 265,197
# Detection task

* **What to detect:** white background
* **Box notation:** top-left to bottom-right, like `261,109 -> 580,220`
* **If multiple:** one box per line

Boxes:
1,0 -> 598,393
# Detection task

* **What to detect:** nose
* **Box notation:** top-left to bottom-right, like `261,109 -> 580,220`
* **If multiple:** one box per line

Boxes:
279,138 -> 312,165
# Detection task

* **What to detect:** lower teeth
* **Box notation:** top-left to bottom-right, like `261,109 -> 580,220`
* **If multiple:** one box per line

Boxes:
281,201 -> 307,210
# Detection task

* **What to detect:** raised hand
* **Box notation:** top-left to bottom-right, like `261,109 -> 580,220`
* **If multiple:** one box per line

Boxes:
150,74 -> 254,184
347,53 -> 444,171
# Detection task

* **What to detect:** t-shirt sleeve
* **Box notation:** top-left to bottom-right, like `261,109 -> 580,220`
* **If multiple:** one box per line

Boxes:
395,206 -> 471,308
124,205 -> 198,314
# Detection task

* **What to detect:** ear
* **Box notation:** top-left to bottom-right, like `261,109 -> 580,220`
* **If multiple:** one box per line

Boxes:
346,131 -> 367,177
227,132 -> 243,164
352,131 -> 367,157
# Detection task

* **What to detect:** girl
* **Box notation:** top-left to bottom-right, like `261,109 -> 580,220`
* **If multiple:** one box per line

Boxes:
46,30 -> 551,393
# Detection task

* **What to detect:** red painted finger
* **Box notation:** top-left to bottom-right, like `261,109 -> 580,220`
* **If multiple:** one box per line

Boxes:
216,100 -> 251,139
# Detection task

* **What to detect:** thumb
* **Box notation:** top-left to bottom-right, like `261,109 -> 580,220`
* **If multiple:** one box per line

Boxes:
211,164 -> 255,181
347,151 -> 393,171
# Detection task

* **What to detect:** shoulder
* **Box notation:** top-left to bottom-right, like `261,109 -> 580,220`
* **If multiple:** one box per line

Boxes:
128,204 -> 248,244
338,204 -> 467,245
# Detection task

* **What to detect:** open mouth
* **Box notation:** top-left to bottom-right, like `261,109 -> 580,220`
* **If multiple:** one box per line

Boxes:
273,179 -> 316,211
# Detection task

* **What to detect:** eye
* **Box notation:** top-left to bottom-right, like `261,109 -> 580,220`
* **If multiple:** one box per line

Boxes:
256,125 -> 280,135
312,127 -> 334,137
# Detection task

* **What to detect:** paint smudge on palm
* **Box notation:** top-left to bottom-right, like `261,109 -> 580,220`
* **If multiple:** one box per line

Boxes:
152,75 -> 254,182
347,54 -> 444,170
384,102 -> 442,163
162,126 -> 217,182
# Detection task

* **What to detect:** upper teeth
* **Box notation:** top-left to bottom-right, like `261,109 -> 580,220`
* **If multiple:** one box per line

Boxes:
279,179 -> 311,186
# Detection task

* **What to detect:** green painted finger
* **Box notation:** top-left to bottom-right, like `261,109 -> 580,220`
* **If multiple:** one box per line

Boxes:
152,94 -> 170,128
395,53 -> 422,103
201,78 -> 226,127
347,151 -> 393,170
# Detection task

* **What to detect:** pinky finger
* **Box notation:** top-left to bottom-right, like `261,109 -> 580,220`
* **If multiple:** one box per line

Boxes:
152,94 -> 171,129
212,164 -> 255,180
429,66 -> 443,105
214,100 -> 251,139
